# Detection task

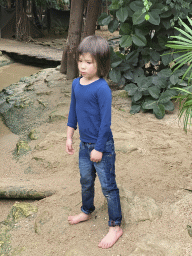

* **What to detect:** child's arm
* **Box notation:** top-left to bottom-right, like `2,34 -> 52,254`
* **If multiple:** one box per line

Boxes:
95,84 -> 112,153
66,126 -> 75,155
66,80 -> 77,155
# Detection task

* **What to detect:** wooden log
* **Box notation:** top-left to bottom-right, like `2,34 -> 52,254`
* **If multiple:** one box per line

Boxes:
0,179 -> 55,199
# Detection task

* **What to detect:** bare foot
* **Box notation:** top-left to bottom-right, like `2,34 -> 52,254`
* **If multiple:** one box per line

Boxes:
98,226 -> 123,249
68,212 -> 90,225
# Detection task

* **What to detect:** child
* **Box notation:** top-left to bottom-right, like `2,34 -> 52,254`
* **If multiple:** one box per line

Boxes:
66,35 -> 123,249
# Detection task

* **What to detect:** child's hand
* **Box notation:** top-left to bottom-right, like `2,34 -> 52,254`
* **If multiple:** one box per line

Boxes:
90,149 -> 103,162
66,138 -> 74,155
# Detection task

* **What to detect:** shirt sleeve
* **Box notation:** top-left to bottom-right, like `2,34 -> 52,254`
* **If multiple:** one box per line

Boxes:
67,81 -> 77,130
94,84 -> 112,152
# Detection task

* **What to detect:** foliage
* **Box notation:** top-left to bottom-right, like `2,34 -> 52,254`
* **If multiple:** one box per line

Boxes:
0,0 -> 69,9
35,0 -> 69,9
166,17 -> 192,132
173,87 -> 192,132
98,0 -> 192,119
166,17 -> 192,83
0,0 -> 8,7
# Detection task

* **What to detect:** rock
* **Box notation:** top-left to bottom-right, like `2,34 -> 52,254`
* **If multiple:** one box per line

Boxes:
28,129 -> 39,140
2,89 -> 14,95
36,90 -> 53,96
115,140 -> 138,153
35,131 -> 66,150
8,202 -> 38,222
187,225 -> 192,237
129,234 -> 185,256
0,202 -> 37,255
170,194 -> 192,219
47,80 -> 65,87
56,65 -> 61,71
16,141 -> 31,155
119,187 -> 162,224
49,111 -> 67,122
44,70 -> 65,83
37,99 -> 48,107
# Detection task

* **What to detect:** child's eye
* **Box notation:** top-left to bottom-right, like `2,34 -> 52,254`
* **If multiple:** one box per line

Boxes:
87,62 -> 91,64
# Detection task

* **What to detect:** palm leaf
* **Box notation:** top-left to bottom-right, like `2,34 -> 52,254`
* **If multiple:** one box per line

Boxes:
173,87 -> 192,132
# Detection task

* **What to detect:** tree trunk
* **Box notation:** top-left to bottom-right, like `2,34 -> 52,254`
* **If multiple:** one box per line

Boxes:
60,0 -> 84,79
83,0 -> 102,38
16,0 -> 30,41
7,0 -> 11,9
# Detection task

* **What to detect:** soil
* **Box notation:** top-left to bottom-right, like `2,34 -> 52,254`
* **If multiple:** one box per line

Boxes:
1,30 -> 192,255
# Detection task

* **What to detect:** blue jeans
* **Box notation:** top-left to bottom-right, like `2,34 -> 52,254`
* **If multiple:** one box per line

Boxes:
79,139 -> 122,227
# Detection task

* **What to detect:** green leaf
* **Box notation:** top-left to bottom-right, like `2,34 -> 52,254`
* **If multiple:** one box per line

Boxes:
137,76 -> 152,91
152,76 -> 168,89
124,70 -> 133,80
130,104 -> 141,114
116,7 -> 129,22
170,74 -> 179,85
108,19 -> 119,33
150,50 -> 160,62
126,50 -> 139,63
163,101 -> 175,111
120,35 -> 132,48
132,10 -> 145,25
184,99 -> 192,107
158,69 -> 172,78
162,20 -> 171,30
130,1 -> 144,12
148,86 -> 160,99
159,90 -> 174,104
160,10 -> 172,18
109,69 -> 121,83
158,35 -> 168,49
98,13 -> 111,26
124,83 -> 138,96
133,90 -> 142,102
119,23 -> 132,35
132,34 -> 147,47
153,104 -> 165,119
108,0 -> 122,10
148,11 -> 160,25
142,99 -> 157,110
161,51 -> 172,66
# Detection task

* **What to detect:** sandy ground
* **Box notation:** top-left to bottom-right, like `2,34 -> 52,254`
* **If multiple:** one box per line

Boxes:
1,31 -> 192,255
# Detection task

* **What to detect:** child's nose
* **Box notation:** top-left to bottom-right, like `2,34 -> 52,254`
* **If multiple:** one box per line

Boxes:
81,63 -> 86,69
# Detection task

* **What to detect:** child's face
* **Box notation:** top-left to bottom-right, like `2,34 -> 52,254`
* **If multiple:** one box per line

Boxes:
78,53 -> 99,81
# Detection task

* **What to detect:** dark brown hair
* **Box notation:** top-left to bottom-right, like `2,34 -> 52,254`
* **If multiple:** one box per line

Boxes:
77,35 -> 110,78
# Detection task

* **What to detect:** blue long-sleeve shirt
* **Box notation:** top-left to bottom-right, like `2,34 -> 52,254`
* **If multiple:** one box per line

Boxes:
67,77 -> 113,152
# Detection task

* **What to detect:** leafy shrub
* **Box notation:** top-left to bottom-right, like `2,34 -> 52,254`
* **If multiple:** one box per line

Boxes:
98,0 -> 192,119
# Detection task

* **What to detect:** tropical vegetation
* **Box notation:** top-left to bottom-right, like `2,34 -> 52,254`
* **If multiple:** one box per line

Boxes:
166,17 -> 192,132
98,0 -> 192,119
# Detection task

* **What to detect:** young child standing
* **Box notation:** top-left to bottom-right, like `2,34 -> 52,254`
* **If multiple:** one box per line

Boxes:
66,35 -> 123,249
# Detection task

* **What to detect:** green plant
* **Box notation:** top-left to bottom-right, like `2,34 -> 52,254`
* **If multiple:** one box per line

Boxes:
166,17 -> 192,132
98,0 -> 192,119
166,17 -> 192,83
173,87 -> 192,132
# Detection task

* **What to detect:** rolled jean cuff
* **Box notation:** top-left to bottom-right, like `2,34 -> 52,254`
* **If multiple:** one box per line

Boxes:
81,206 -> 95,215
108,220 -> 121,227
